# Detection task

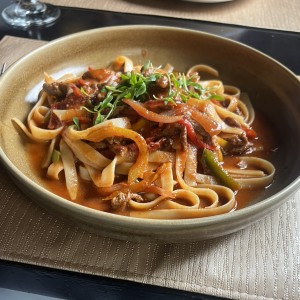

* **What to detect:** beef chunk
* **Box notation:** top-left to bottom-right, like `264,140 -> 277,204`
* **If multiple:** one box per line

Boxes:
43,82 -> 69,99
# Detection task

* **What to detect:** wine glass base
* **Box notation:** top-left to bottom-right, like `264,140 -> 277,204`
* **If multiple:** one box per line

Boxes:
2,3 -> 61,28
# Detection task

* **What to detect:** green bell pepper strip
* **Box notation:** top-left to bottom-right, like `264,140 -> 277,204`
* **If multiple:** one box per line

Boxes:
51,149 -> 61,163
202,148 -> 241,191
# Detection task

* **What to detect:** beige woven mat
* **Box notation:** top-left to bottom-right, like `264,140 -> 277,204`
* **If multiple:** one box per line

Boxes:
46,0 -> 300,32
1,36 -> 300,300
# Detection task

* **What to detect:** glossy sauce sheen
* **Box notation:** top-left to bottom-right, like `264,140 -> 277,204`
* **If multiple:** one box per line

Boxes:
26,111 -> 278,214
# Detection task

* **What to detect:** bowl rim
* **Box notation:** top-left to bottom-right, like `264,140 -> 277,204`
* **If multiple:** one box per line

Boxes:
1,24 -> 300,230
3,24 -> 300,80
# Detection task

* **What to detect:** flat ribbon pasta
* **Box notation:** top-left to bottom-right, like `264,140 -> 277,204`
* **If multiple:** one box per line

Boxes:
12,56 -> 276,220
65,125 -> 148,183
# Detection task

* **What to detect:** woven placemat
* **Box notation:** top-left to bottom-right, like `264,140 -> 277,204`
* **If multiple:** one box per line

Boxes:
1,36 -> 300,300
46,0 -> 300,32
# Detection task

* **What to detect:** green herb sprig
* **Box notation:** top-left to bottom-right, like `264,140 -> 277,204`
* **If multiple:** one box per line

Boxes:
89,61 -> 162,124
78,60 -> 225,125
161,73 -> 225,103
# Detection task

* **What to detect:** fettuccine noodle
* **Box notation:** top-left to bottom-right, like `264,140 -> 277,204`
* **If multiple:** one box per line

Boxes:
12,56 -> 276,219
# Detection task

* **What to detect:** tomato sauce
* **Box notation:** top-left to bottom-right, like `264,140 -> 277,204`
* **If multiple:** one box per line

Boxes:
25,110 -> 278,213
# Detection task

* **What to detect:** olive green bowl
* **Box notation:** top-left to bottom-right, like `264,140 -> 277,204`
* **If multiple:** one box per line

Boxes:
1,25 -> 300,243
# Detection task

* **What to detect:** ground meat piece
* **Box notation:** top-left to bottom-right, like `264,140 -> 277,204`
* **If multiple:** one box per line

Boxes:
111,192 -> 143,211
109,144 -> 128,157
43,82 -> 69,99
51,93 -> 87,110
145,123 -> 188,152
156,75 -> 169,89
190,119 -> 212,145
147,79 -> 169,99
108,140 -> 138,161
146,137 -> 168,152
225,133 -> 252,155
175,125 -> 188,152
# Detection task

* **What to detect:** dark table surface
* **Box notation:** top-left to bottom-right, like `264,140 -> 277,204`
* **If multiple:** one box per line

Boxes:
0,1 -> 300,299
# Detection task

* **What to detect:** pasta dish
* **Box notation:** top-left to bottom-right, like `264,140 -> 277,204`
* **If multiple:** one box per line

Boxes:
13,56 -> 276,219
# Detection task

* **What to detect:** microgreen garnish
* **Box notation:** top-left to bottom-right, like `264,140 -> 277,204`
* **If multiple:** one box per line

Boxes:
80,60 -> 225,124
85,66 -> 162,124
80,87 -> 89,97
73,117 -> 80,130
141,60 -> 151,72
51,149 -> 61,163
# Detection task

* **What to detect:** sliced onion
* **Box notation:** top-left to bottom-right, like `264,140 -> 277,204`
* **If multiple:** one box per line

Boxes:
79,165 -> 92,181
123,99 -> 183,123
189,106 -> 222,136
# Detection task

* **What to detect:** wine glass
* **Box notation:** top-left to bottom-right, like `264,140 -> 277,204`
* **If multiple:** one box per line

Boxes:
2,0 -> 61,28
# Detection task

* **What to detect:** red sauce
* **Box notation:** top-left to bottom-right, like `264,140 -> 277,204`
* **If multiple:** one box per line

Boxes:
25,111 -> 278,213
225,111 -> 278,209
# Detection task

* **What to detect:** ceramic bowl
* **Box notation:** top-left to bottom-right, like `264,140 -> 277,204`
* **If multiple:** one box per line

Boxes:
1,25 -> 300,242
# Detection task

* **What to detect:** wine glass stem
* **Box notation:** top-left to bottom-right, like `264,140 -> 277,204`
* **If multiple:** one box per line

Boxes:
16,0 -> 46,16
2,0 -> 60,27
21,0 -> 41,3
